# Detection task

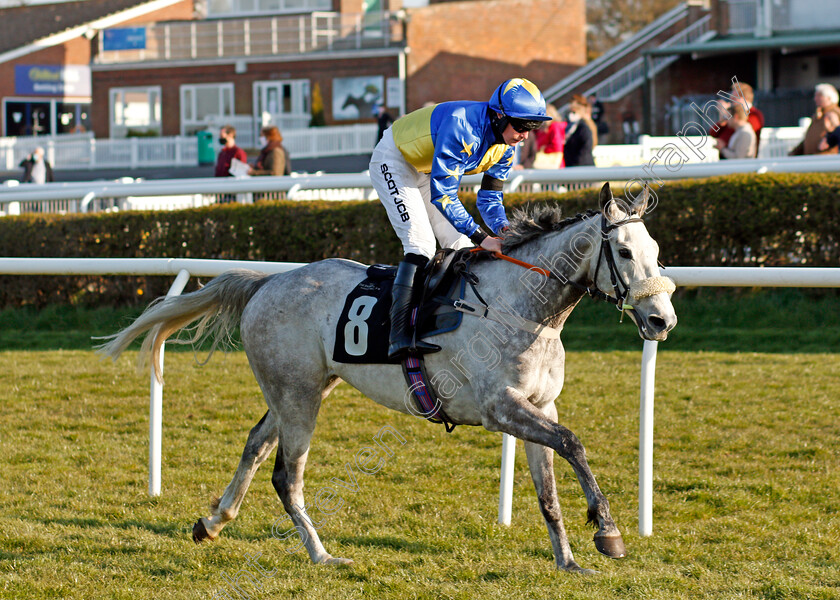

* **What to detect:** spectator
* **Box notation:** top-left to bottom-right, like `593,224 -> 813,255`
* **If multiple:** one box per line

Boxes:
19,147 -> 53,184
373,104 -> 394,144
514,129 -> 539,169
716,103 -> 757,159
588,93 -> 610,143
711,82 -> 765,158
621,106 -> 640,144
818,127 -> 840,152
738,82 -> 764,147
250,126 -> 291,176
531,104 -> 565,168
790,83 -> 840,155
214,125 -> 247,177
563,95 -> 595,167
709,99 -> 735,158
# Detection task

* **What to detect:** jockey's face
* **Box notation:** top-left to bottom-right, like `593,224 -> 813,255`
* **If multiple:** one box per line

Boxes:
502,123 -> 529,145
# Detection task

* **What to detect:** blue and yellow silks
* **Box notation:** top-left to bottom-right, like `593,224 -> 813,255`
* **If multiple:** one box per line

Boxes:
390,101 -> 513,237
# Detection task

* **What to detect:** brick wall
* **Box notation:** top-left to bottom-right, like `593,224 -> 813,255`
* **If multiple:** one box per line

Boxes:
92,55 -> 400,136
404,0 -> 586,110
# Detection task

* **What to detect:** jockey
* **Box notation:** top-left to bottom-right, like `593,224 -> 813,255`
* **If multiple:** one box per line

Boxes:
369,77 -> 551,359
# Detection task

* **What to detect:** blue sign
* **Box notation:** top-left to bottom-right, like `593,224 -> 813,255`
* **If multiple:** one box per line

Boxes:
14,65 -> 91,97
103,27 -> 147,51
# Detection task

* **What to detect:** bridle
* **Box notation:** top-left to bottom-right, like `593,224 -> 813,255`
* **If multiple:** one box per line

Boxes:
475,212 -> 675,317
592,213 -> 644,312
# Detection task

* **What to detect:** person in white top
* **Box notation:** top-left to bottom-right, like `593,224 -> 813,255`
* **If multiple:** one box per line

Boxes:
716,103 -> 757,159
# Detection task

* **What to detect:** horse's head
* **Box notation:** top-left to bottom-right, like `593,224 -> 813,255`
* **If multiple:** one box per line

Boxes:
594,183 -> 678,342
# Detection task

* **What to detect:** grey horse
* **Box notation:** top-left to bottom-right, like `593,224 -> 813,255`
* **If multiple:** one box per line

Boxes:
99,183 -> 677,573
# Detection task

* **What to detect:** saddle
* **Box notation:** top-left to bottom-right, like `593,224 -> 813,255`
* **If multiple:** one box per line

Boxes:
332,248 -> 468,365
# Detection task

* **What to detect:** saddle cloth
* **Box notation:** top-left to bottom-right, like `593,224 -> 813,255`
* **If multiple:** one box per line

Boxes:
332,253 -> 465,364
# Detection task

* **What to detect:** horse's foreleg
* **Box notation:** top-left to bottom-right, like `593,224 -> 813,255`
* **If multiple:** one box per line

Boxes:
193,410 -> 279,542
524,440 -> 595,573
486,388 -> 625,561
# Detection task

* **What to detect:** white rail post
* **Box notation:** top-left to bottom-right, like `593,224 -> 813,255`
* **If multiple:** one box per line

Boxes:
498,433 -> 516,525
148,268 -> 191,497
638,339 -> 658,536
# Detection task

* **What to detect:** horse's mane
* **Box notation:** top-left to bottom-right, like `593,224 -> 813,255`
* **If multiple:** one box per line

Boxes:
501,205 -> 600,252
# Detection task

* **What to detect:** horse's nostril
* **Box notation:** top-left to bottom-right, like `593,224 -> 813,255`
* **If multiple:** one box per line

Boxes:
649,316 -> 666,329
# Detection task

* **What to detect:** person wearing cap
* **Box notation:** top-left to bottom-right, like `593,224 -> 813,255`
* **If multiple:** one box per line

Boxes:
369,77 -> 551,358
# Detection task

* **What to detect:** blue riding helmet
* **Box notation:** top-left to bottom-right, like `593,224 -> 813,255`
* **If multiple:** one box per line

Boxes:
488,78 -> 552,127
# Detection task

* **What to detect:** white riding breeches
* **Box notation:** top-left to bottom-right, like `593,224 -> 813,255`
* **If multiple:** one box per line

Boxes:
370,129 -> 472,260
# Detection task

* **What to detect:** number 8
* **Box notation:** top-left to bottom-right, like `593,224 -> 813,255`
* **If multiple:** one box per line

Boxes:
344,296 -> 377,356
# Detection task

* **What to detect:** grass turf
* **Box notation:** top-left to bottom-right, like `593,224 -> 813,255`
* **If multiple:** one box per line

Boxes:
1,349 -> 839,599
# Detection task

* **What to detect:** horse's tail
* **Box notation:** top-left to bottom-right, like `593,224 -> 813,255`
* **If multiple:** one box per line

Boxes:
96,269 -> 270,381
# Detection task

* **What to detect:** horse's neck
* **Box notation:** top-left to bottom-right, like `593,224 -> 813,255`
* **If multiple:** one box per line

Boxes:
499,216 -> 601,327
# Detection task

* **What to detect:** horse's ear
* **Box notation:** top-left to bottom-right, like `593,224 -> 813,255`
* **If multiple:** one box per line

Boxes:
600,182 -> 627,223
633,185 -> 650,217
598,182 -> 612,210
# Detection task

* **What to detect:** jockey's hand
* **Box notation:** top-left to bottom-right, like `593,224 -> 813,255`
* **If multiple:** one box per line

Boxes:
480,236 -> 503,254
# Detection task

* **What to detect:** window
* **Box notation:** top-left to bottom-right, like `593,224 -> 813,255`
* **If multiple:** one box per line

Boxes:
180,83 -> 235,135
206,0 -> 330,17
253,79 -> 310,132
110,86 -> 161,137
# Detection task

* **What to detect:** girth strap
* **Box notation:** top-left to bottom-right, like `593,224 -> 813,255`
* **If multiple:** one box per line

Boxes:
402,354 -> 456,432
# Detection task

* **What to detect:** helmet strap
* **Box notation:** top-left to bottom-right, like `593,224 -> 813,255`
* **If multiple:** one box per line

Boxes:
489,109 -> 507,144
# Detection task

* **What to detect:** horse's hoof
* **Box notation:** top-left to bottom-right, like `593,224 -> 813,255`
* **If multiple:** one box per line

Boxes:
323,556 -> 354,566
192,519 -> 217,544
559,562 -> 599,575
594,533 -> 626,558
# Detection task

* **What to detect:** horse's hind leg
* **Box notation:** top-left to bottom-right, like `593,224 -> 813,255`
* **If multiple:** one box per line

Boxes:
193,410 -> 279,542
269,377 -> 351,565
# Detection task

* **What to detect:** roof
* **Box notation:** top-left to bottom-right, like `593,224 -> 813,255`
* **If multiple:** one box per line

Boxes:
0,0 -> 154,55
644,30 -> 840,57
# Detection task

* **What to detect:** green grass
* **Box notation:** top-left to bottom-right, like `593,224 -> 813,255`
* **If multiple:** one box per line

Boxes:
1,349 -> 839,599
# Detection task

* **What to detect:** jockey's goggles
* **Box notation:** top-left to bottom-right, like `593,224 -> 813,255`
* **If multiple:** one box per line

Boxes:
509,118 -> 544,133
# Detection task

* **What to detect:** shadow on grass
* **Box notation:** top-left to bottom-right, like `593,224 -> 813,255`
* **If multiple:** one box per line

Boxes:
37,516 -> 185,537
334,534 -> 443,554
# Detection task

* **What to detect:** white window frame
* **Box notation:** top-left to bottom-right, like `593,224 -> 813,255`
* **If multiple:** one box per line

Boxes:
109,86 -> 161,138
206,0 -> 331,18
252,79 -> 310,135
179,82 -> 235,136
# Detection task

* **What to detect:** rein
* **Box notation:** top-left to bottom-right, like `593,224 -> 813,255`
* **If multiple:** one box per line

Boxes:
471,213 -> 674,318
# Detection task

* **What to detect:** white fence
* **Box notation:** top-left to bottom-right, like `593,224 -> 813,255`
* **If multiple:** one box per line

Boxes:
0,124 -> 379,174
0,125 -> 807,181
2,257 -> 837,535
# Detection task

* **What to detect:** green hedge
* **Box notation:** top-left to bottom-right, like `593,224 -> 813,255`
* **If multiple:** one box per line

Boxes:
1,173 -> 838,307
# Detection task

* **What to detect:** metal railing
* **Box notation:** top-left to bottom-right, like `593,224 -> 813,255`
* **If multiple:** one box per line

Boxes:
722,0 -> 840,35
574,15 -> 714,105
543,3 -> 690,103
96,11 -> 403,64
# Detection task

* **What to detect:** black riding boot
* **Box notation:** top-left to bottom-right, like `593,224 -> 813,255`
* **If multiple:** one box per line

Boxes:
388,256 -> 441,360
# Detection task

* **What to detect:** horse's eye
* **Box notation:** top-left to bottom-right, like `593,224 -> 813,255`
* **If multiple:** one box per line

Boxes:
618,248 -> 633,260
